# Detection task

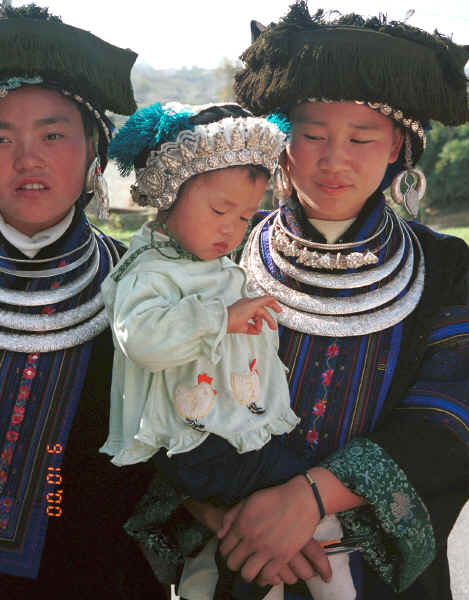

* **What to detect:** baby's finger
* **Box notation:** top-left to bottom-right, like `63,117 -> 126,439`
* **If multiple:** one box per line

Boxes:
257,308 -> 278,330
251,296 -> 282,314
246,316 -> 263,335
264,297 -> 282,313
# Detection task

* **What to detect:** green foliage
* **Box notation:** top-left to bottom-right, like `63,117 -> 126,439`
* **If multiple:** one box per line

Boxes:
419,122 -> 469,211
88,212 -> 150,245
2,3 -> 62,22
437,227 -> 469,245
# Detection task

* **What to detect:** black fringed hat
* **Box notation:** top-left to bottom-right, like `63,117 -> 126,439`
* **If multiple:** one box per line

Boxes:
235,2 -> 469,144
0,4 -> 138,166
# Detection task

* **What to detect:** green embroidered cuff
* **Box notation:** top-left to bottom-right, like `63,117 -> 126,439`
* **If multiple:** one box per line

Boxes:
321,437 -> 436,592
124,470 -> 212,583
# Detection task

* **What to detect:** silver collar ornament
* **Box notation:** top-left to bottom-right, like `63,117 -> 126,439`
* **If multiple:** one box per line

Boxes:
131,116 -> 286,209
0,225 -> 118,352
241,208 -> 425,337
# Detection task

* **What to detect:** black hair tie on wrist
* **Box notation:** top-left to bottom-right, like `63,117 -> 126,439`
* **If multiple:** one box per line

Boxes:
304,472 -> 326,520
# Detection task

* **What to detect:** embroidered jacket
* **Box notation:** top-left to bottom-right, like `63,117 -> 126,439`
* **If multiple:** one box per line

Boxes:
100,224 -> 299,465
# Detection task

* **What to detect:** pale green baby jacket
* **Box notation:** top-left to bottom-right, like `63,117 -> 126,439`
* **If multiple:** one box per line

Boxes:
100,224 -> 299,466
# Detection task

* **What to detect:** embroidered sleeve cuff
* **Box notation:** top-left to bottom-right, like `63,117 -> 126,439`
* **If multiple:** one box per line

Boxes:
321,437 -> 436,592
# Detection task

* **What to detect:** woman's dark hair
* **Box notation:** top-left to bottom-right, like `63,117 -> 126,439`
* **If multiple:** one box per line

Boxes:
77,103 -> 95,139
75,100 -> 110,172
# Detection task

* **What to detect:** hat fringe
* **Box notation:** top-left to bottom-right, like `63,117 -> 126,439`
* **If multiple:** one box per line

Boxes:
236,7 -> 469,125
0,21 -> 137,115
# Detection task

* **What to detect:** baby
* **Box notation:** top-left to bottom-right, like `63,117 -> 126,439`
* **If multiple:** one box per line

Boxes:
100,103 -> 355,600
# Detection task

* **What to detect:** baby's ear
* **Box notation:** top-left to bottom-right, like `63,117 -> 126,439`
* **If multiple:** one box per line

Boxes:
250,20 -> 266,42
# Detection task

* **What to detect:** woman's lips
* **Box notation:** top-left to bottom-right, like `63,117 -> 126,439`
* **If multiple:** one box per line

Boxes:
16,179 -> 50,193
316,182 -> 352,196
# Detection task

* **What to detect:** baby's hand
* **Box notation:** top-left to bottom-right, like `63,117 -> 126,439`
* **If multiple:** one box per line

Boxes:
227,296 -> 282,335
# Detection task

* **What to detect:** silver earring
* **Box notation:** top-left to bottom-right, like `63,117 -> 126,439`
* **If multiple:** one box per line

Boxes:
273,165 -> 292,206
85,157 -> 110,219
390,132 -> 426,218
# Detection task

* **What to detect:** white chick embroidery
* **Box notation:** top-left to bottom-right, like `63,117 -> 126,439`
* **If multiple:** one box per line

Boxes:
174,373 -> 217,431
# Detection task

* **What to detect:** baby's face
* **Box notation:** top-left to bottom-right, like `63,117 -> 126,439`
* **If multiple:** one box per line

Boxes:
165,167 -> 268,260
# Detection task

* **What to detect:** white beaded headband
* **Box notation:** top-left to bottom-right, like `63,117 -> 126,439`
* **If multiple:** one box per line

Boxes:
0,77 -> 111,142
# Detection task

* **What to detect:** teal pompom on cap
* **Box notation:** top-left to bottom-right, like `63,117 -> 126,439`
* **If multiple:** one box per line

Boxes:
108,103 -> 194,176
266,112 -> 291,137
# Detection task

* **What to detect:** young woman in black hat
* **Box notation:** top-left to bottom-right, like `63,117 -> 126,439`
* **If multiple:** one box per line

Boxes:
0,5 -> 163,598
146,4 -> 469,600
213,4 -> 469,599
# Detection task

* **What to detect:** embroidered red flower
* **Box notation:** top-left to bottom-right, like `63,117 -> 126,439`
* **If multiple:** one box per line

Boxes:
1,497 -> 12,509
6,431 -> 19,442
51,281 -> 60,289
1,448 -> 12,464
17,385 -> 30,400
313,400 -> 326,417
27,353 -> 39,362
321,368 -> 334,387
58,260 -> 67,267
197,373 -> 213,385
11,413 -> 24,426
11,405 -> 25,424
22,366 -> 36,379
41,306 -> 56,315
326,343 -> 339,358
306,429 -> 319,445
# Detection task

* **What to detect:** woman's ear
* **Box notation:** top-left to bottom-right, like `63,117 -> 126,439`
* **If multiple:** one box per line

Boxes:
279,148 -> 289,172
389,126 -> 404,163
87,144 -> 95,169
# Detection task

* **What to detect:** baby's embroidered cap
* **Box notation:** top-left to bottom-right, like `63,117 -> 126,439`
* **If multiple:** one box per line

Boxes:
108,102 -> 288,209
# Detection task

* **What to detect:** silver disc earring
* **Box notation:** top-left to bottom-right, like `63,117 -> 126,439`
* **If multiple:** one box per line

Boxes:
85,157 -> 110,219
273,165 -> 292,206
390,132 -> 426,218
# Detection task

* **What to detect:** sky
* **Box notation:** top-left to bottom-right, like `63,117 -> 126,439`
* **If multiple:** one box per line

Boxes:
9,0 -> 469,71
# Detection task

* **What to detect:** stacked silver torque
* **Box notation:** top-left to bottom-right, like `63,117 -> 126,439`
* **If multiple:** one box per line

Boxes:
0,226 -> 117,352
241,207 -> 425,337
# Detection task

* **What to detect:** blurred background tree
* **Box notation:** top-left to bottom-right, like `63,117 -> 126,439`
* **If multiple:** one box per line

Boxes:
215,58 -> 242,101
418,122 -> 469,215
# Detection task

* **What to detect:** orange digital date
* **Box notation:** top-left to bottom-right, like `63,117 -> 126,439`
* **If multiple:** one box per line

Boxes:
45,443 -> 64,517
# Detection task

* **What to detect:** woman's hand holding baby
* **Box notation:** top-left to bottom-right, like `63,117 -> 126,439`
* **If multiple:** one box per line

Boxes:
227,296 -> 282,334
